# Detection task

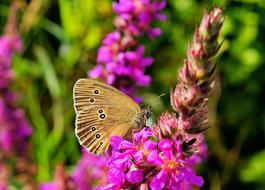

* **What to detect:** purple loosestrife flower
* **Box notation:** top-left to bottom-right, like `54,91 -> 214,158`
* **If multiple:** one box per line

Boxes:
0,2 -> 33,189
41,149 -> 108,190
0,25 -> 32,156
113,0 -> 167,38
72,149 -> 108,190
98,117 -> 205,190
89,0 -> 167,102
40,164 -> 74,190
0,35 -> 22,88
96,7 -> 224,190
89,32 -> 153,102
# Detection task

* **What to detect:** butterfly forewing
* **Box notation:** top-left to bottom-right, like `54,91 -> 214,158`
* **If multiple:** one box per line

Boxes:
73,78 -> 140,114
73,79 -> 142,154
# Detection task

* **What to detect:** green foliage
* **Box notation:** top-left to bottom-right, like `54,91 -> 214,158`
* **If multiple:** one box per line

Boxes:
240,150 -> 265,187
1,0 -> 264,189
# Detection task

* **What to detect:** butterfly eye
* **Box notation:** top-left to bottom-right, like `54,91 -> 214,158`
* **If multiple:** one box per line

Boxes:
91,127 -> 96,131
94,89 -> 99,94
100,114 -> 106,119
96,133 -> 101,138
98,109 -> 103,114
89,98 -> 95,103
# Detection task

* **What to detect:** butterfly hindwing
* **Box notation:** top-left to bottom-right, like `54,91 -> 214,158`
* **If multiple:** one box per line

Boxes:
75,104 -> 138,154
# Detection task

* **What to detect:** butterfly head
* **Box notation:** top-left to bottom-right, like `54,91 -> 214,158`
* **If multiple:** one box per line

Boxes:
140,106 -> 153,127
142,106 -> 152,119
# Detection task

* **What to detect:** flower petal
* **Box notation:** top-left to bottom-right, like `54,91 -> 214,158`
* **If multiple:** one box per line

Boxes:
181,167 -> 204,187
150,170 -> 168,190
133,150 -> 143,161
158,139 -> 173,152
94,183 -> 118,190
144,140 -> 157,150
147,150 -> 163,166
110,135 -> 124,150
126,169 -> 143,184
108,168 -> 125,186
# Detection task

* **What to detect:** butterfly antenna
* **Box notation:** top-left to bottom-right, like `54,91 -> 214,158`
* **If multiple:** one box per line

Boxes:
150,93 -> 166,108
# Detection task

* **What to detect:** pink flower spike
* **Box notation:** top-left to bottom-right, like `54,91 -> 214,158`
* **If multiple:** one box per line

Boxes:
90,0 -> 167,103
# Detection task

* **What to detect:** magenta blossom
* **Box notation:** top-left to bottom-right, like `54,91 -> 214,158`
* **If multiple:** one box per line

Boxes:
149,139 -> 204,190
71,149 -> 108,190
40,164 -> 72,190
95,7 -> 224,190
0,2 -> 33,189
89,0 -> 167,102
0,34 -> 32,155
40,150 -> 108,190
0,35 -> 23,89
89,31 -> 153,102
113,0 -> 167,38
96,116 -> 206,190
90,32 -> 153,87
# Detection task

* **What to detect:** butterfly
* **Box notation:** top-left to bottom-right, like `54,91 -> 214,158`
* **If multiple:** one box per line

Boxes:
73,79 -> 151,154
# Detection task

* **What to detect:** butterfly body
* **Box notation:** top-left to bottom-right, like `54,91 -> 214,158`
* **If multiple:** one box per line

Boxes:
73,79 -> 149,154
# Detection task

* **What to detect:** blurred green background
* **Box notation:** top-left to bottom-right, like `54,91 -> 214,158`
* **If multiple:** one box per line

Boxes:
0,0 -> 265,189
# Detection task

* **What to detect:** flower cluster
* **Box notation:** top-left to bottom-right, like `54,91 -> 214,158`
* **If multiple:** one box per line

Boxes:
0,2 -> 33,190
96,115 -> 206,190
40,149 -> 108,190
43,0 -> 167,188
113,0 -> 167,38
0,5 -> 32,157
72,149 -> 108,190
96,7 -> 224,190
39,164 -> 72,190
89,0 -> 167,102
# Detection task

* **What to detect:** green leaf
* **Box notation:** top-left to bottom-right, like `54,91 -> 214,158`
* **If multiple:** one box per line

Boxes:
240,150 -> 265,184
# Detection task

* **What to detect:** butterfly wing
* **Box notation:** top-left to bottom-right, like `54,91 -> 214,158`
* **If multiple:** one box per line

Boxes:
75,104 -> 138,154
73,79 -> 141,154
73,78 -> 140,114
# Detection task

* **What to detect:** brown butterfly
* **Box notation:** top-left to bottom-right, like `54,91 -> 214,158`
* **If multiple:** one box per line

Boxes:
73,79 -> 151,154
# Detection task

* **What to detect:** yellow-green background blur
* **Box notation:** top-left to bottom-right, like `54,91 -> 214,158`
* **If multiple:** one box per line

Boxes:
0,0 -> 264,189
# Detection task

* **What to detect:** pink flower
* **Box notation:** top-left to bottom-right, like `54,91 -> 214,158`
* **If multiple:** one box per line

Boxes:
0,2 -> 33,188
113,0 -> 167,38
95,7 -> 224,190
40,164 -> 71,190
0,35 -> 23,89
89,0 -> 167,102
89,31 -> 154,102
72,149 -> 108,190
0,34 -> 32,155
97,124 -> 205,189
